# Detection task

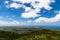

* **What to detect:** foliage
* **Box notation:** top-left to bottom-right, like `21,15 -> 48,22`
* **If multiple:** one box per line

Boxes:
0,29 -> 60,40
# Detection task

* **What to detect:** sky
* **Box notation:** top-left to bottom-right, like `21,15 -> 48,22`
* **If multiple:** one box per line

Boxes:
0,0 -> 60,26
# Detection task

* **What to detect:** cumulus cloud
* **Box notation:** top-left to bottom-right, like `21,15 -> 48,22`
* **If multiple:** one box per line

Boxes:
12,0 -> 55,10
24,7 -> 31,12
9,3 -> 23,9
21,9 -> 40,18
21,0 -> 55,18
35,11 -> 60,22
5,0 -> 55,18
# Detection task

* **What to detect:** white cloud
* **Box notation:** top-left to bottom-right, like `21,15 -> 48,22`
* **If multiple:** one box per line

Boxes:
24,7 -> 31,12
0,21 -> 20,26
12,0 -> 33,3
4,1 -> 9,4
12,0 -> 55,10
35,17 -> 49,22
6,0 -> 55,18
21,0 -> 55,18
22,6 -> 40,18
21,11 -> 40,18
9,3 -> 23,9
35,11 -> 60,22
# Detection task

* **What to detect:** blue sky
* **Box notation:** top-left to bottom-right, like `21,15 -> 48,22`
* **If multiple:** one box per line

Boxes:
0,0 -> 60,26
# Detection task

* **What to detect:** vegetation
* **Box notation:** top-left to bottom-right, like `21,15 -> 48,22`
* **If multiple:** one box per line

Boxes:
0,29 -> 60,40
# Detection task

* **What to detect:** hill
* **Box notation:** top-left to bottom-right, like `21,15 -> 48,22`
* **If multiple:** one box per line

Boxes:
0,29 -> 60,40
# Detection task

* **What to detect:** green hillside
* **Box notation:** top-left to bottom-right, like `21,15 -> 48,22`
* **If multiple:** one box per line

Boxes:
0,29 -> 60,40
